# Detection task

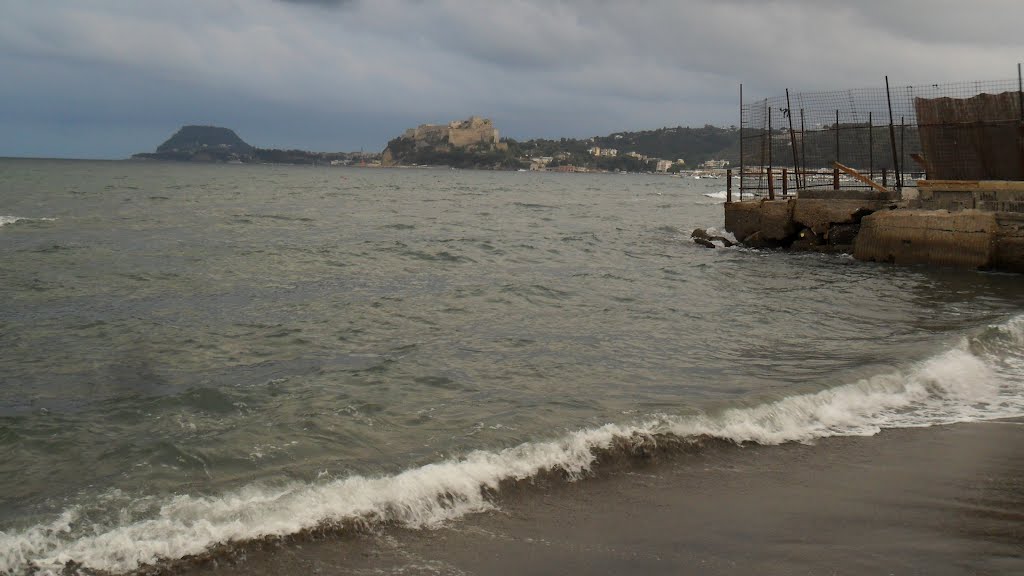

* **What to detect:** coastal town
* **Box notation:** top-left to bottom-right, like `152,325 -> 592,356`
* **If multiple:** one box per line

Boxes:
133,118 -> 736,175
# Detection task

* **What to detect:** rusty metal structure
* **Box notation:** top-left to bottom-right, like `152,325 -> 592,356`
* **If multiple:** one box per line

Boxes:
734,67 -> 1024,201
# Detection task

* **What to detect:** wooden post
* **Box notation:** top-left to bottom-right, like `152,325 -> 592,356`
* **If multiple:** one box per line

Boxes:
833,167 -> 840,190
882,169 -> 888,188
768,169 -> 776,200
727,169 -> 733,203
782,168 -> 789,198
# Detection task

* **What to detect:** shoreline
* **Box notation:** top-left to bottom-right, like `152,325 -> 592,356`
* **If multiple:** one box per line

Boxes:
162,418 -> 1024,576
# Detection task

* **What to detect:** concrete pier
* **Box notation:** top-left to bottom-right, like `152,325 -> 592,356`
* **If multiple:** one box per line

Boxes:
723,182 -> 1024,273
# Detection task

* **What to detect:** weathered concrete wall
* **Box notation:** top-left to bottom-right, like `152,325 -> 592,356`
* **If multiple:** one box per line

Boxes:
723,201 -> 761,243
853,210 -> 998,269
725,197 -> 882,247
915,180 -> 1024,213
798,189 -> 897,201
792,199 -> 887,236
723,199 -> 797,245
994,213 -> 1024,271
759,200 -> 796,240
723,184 -> 1024,273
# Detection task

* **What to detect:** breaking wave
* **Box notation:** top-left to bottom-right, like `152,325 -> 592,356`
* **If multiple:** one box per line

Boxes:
0,216 -> 55,227
4,315 -> 1024,575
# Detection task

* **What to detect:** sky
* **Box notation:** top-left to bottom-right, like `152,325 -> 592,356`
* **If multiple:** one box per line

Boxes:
1,0 -> 1022,159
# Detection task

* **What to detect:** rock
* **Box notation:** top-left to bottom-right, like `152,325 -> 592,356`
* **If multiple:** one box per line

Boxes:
828,223 -> 860,246
691,228 -> 734,248
790,228 -> 823,251
742,231 -> 773,249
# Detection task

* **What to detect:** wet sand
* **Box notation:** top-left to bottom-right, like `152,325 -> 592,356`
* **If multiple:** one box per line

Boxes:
176,419 -> 1024,576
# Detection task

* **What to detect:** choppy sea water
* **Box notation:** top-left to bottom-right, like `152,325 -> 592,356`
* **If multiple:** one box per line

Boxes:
1,158 -> 1023,574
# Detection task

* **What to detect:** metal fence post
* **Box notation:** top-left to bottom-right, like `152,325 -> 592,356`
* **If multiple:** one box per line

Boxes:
886,76 -> 902,190
739,84 -> 744,201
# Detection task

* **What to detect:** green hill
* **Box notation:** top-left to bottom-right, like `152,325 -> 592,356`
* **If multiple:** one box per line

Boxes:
134,125 -> 254,162
510,125 -> 740,170
156,125 -> 253,154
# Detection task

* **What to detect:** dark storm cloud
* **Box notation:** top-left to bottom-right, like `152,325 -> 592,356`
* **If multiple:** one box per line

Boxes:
276,0 -> 356,7
1,0 -> 1022,158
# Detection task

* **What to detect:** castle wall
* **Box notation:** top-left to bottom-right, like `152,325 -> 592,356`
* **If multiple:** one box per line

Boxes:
447,117 -> 498,149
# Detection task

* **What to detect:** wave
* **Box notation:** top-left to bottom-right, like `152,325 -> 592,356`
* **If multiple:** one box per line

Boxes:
0,216 -> 55,227
698,190 -> 763,204
4,315 -> 1024,575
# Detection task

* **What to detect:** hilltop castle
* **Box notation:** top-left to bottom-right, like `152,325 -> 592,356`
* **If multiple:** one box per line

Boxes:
382,116 -> 507,166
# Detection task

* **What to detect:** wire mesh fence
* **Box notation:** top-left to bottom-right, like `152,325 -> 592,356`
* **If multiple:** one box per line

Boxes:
738,74 -> 1024,199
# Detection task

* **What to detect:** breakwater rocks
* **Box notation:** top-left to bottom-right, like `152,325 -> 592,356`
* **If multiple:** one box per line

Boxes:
722,192 -> 1024,273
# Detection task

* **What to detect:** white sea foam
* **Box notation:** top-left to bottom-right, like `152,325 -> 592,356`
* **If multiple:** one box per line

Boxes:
700,227 -> 737,245
0,216 -> 55,227
4,316 -> 1024,575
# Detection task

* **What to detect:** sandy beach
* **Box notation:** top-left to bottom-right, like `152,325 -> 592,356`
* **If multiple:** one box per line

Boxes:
164,418 -> 1024,576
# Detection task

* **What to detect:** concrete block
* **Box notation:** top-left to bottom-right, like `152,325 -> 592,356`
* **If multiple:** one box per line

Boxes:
724,201 -> 761,242
978,200 -> 1024,213
759,200 -> 796,241
793,199 -> 884,236
854,210 -> 997,269
994,213 -> 1024,272
993,236 -> 1024,272
798,189 -> 897,201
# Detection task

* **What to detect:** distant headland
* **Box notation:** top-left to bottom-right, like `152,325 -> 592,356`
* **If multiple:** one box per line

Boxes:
132,125 -> 379,166
133,120 -> 743,172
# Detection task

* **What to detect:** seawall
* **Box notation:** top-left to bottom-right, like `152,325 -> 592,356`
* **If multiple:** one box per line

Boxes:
723,182 -> 1024,273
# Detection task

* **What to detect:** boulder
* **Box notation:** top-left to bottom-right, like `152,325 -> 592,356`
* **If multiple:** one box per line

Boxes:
691,228 -> 734,248
790,228 -> 823,251
827,223 -> 860,246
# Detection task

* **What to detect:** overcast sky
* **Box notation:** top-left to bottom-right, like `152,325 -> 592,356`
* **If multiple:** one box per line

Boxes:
2,0 -> 1021,158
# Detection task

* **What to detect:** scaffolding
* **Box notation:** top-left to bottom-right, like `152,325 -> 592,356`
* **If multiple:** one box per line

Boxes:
735,67 -> 1024,201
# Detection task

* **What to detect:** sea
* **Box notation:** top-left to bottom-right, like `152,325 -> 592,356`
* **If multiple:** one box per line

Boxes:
1,158 -> 1023,574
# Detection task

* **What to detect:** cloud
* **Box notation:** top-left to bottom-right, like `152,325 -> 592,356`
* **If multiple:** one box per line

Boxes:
1,0 -> 1022,158
276,0 -> 355,5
